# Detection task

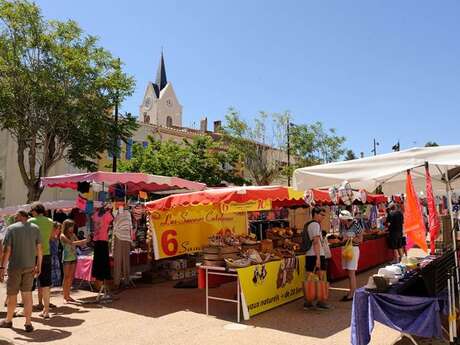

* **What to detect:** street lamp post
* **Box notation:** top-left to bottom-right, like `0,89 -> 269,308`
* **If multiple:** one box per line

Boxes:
287,120 -> 291,186
371,138 -> 380,156
112,92 -> 119,172
112,58 -> 120,173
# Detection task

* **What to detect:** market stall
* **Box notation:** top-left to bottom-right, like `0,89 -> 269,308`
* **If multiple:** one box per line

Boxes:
145,186 -> 308,320
40,172 -> 206,292
145,185 -> 396,320
293,145 -> 460,344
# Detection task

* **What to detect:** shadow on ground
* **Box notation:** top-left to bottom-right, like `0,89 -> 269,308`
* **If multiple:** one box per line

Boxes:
72,266 -> 383,339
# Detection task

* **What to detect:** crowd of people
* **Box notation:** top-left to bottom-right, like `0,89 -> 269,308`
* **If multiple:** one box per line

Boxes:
0,203 -> 88,332
302,204 -> 405,310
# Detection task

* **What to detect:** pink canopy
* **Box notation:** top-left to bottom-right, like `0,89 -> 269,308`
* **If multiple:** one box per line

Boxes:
41,172 -> 206,195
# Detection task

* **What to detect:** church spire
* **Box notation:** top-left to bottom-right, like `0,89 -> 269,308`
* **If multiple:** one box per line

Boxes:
155,50 -> 168,94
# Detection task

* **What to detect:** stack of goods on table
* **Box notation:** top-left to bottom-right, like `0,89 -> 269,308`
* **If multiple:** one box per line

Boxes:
266,227 -> 302,252
158,257 -> 197,280
212,230 -> 299,269
202,234 -> 247,267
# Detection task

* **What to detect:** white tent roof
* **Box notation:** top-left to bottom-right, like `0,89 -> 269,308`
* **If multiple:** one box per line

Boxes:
293,145 -> 460,195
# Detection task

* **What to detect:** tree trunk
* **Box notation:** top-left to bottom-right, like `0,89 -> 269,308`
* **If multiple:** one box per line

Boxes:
26,181 -> 43,203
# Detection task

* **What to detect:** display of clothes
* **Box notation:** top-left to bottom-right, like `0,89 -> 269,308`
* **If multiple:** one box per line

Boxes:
112,208 -> 133,287
91,208 -> 113,281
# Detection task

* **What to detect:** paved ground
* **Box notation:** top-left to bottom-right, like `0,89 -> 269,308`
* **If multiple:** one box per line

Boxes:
0,267 -> 446,345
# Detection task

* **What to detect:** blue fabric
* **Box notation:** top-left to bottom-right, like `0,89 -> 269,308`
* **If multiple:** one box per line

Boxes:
351,288 -> 446,345
85,200 -> 94,215
50,239 -> 62,287
98,191 -> 108,202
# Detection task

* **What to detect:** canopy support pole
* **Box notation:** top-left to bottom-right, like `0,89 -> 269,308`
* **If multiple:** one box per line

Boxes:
445,168 -> 459,343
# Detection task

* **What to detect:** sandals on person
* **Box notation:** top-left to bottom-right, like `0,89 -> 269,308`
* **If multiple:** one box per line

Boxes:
0,320 -> 13,328
340,295 -> 353,302
24,323 -> 34,332
38,312 -> 50,320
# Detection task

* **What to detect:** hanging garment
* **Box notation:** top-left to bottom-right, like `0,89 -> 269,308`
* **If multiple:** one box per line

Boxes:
92,210 -> 113,242
77,182 -> 91,193
91,240 -> 111,281
113,210 -> 133,242
113,236 -> 131,287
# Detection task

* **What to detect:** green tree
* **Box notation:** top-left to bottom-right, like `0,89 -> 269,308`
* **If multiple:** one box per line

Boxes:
119,135 -> 247,187
0,0 -> 137,202
223,108 -> 348,185
273,113 -> 347,167
425,141 -> 439,147
223,108 -> 284,185
344,150 -> 357,160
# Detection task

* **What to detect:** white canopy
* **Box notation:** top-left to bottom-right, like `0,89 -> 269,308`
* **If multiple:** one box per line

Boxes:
293,145 -> 460,195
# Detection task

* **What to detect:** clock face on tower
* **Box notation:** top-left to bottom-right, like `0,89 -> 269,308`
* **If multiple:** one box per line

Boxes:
166,99 -> 172,107
144,96 -> 152,110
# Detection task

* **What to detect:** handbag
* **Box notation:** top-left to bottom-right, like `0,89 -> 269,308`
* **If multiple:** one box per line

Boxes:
303,271 -> 319,302
316,273 -> 330,302
342,239 -> 354,262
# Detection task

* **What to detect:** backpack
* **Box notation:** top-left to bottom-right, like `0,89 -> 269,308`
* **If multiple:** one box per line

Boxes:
301,220 -> 319,252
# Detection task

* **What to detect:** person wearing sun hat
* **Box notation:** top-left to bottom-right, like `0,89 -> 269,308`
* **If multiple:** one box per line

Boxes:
339,210 -> 363,301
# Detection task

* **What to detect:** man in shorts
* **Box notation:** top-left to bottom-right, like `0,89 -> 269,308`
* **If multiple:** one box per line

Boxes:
29,202 -> 54,319
303,206 -> 331,310
0,210 -> 42,332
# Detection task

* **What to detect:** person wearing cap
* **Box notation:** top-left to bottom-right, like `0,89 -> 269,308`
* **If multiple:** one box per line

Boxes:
339,210 -> 363,301
0,210 -> 42,332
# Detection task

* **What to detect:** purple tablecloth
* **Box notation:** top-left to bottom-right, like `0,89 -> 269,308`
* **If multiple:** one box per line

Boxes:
351,288 -> 447,345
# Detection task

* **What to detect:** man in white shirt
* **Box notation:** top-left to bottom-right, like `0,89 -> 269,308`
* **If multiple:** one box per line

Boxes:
303,206 -> 330,310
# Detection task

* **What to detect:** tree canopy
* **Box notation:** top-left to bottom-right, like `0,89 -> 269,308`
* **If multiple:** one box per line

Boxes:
0,0 -> 137,201
118,135 -> 248,187
222,108 -> 347,185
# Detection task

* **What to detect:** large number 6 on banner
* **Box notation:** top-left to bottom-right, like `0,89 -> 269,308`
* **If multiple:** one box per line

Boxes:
161,229 -> 178,256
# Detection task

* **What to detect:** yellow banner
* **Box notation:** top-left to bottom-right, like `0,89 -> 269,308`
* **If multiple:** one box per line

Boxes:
237,255 -> 305,318
220,200 -> 272,214
149,205 -> 247,259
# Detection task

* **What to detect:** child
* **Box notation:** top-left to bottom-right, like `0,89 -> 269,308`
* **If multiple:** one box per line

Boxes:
50,222 -> 62,288
60,219 -> 88,302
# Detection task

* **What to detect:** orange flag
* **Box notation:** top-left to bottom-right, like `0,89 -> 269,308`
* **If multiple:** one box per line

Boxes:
404,171 -> 428,252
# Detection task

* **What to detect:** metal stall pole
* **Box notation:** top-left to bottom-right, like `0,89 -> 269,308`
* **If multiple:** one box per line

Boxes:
451,269 -> 458,340
449,272 -> 454,343
445,170 -> 459,343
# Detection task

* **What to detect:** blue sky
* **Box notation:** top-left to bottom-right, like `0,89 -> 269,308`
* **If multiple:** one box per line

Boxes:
36,0 -> 460,156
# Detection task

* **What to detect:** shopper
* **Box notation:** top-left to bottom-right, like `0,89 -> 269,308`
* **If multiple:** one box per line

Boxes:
303,206 -> 331,310
60,219 -> 88,302
339,210 -> 363,301
0,210 -> 42,332
28,202 -> 54,319
50,222 -> 62,287
386,203 -> 404,263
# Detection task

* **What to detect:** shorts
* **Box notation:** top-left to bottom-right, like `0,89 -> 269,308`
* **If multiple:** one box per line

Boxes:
305,256 -> 327,272
388,235 -> 403,250
342,246 -> 360,271
7,267 -> 35,295
37,255 -> 52,288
